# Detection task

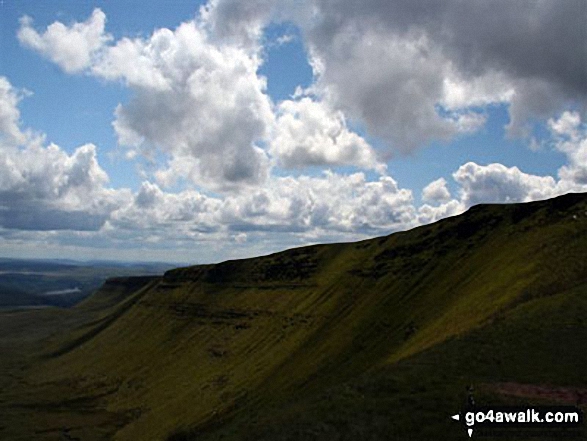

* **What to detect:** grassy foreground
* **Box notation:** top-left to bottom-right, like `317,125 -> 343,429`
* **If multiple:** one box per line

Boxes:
0,193 -> 586,440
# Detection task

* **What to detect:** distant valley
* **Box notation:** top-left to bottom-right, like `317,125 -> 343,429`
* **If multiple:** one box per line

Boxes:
0,259 -> 176,308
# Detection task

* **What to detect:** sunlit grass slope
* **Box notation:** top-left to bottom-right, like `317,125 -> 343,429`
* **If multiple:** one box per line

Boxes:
0,193 -> 585,440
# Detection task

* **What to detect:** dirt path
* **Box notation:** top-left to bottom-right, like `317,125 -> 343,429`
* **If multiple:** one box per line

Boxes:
487,382 -> 587,405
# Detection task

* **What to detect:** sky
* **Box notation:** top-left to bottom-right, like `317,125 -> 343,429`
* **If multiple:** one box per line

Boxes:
0,0 -> 586,264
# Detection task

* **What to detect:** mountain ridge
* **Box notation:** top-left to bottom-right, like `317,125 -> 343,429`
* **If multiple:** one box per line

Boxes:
0,192 -> 586,440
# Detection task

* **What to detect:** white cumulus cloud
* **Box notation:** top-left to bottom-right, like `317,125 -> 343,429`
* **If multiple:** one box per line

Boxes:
271,97 -> 384,172
17,9 -> 111,73
453,162 -> 557,208
549,112 -> 587,190
0,77 -> 128,231
0,77 -> 27,146
422,177 -> 451,203
20,10 -> 275,191
0,141 -> 128,231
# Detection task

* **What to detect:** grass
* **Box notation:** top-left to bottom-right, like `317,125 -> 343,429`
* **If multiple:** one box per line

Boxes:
0,192 -> 585,440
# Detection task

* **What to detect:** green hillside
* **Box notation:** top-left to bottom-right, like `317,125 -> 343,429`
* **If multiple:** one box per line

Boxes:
0,193 -> 586,440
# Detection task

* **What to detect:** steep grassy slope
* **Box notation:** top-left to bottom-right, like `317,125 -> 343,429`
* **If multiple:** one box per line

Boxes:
0,193 -> 586,440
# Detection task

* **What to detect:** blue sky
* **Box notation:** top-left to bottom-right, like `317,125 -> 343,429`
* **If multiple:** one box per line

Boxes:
0,0 -> 585,263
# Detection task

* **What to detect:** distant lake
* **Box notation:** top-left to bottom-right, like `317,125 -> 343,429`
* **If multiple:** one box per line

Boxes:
43,287 -> 82,296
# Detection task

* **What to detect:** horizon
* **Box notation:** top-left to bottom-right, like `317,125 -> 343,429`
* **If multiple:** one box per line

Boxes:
1,0 -> 586,263
1,190 -> 585,266
0,255 -> 187,267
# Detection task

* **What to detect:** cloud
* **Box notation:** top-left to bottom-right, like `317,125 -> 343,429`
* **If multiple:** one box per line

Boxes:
417,113 -> 587,220
275,34 -> 295,46
0,76 -> 128,231
422,178 -> 451,203
549,111 -> 587,189
199,0 -> 277,50
197,0 -> 585,151
0,77 -> 27,146
17,8 -> 111,73
299,0 -> 586,149
0,205 -> 109,231
549,111 -> 582,138
90,32 -> 172,91
450,111 -> 487,134
305,29 -> 460,151
453,162 -> 557,208
0,141 -> 128,231
233,172 -> 416,233
442,113 -> 587,211
270,96 -> 384,171
10,2 -> 587,262
418,199 -> 464,225
19,2 -> 586,164
100,20 -> 275,191
441,71 -> 514,110
112,181 -> 220,231
20,10 -> 275,191
436,1 -> 586,100
112,171 -> 417,239
17,6 -> 395,192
